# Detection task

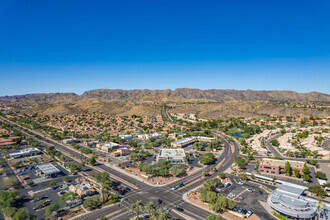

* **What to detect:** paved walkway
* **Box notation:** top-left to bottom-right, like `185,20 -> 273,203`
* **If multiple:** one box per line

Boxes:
319,163 -> 330,180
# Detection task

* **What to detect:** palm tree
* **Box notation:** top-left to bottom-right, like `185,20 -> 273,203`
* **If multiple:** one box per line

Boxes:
144,201 -> 156,216
129,200 -> 143,218
316,199 -> 326,220
155,208 -> 171,220
135,200 -> 143,217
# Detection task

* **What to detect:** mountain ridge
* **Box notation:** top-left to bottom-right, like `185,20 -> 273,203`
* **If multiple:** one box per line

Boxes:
1,88 -> 329,104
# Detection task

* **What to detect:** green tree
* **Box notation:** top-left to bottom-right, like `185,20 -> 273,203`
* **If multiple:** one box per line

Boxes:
302,163 -> 310,175
238,173 -> 248,181
89,156 -> 96,166
308,185 -> 327,197
285,162 -> 291,176
13,208 -> 28,220
198,153 -> 215,165
234,156 -> 247,169
29,213 -> 37,220
218,172 -> 226,179
155,207 -> 171,220
48,180 -> 56,187
144,201 -> 156,216
45,202 -> 59,217
209,140 -> 222,150
294,169 -> 300,178
315,171 -> 327,180
129,200 -> 143,217
60,191 -> 78,203
67,162 -> 78,173
302,174 -> 311,182
83,195 -> 99,209
270,139 -> 280,147
0,177 -> 18,188
169,165 -> 186,177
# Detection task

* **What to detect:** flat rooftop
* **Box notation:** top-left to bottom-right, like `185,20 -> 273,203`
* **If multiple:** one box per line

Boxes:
37,163 -> 61,175
158,149 -> 185,157
261,158 -> 305,168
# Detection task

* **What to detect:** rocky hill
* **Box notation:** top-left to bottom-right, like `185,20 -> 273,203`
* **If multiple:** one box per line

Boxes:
1,89 -> 329,118
1,88 -> 329,104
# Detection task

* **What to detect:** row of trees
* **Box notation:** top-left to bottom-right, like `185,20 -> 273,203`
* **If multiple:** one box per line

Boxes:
129,200 -> 171,220
198,178 -> 236,212
137,161 -> 186,177
0,190 -> 34,220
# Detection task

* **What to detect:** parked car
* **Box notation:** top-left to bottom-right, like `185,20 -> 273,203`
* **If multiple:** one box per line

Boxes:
238,208 -> 243,213
32,198 -> 40,202
215,188 -> 222,192
165,208 -> 171,212
59,190 -> 66,195
246,188 -> 253,192
246,211 -> 253,217
40,196 -> 48,200
171,186 -> 177,190
227,193 -> 236,198
158,199 -> 162,204
233,206 -> 239,211
242,209 -> 247,215
175,206 -> 184,212
179,183 -> 184,188
33,205 -> 40,210
237,181 -> 243,185
45,199 -> 52,203
224,182 -> 231,187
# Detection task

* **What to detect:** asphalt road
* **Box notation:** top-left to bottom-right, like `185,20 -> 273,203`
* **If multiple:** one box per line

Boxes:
265,134 -> 283,158
0,116 -> 240,220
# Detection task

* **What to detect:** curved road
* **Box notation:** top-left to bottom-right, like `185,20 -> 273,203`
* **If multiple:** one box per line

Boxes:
0,116 -> 239,220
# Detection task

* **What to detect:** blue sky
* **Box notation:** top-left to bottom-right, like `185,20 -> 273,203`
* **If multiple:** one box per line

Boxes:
0,0 -> 329,96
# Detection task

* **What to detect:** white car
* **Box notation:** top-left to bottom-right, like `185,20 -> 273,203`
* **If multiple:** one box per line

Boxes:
246,211 -> 253,217
246,188 -> 253,192
171,186 -> 177,190
237,181 -> 243,185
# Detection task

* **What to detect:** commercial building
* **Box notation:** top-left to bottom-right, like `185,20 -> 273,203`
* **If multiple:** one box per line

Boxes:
138,133 -> 163,140
36,163 -> 62,178
171,136 -> 216,148
168,132 -> 184,140
69,182 -> 96,197
9,147 -> 41,159
62,138 -> 79,144
268,184 -> 330,219
96,142 -> 120,152
119,135 -> 133,140
156,149 -> 185,163
259,158 -> 305,175
110,148 -> 131,157
84,140 -> 99,148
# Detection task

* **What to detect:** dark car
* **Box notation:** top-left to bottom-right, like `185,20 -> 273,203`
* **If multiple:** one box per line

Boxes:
32,198 -> 40,202
158,199 -> 162,204
175,206 -> 184,212
233,206 -> 239,211
125,187 -> 131,192
242,209 -> 248,215
40,196 -> 48,200
179,182 -> 184,188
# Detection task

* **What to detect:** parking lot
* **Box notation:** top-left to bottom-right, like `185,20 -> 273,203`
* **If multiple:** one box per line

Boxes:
218,175 -> 276,220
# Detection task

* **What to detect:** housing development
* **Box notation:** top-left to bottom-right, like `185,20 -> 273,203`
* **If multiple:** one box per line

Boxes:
0,102 -> 329,220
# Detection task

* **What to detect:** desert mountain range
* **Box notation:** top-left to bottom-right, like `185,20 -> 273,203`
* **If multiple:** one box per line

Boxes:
1,89 -> 329,118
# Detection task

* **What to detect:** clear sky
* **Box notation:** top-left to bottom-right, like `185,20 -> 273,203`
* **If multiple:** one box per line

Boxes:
0,0 -> 329,96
